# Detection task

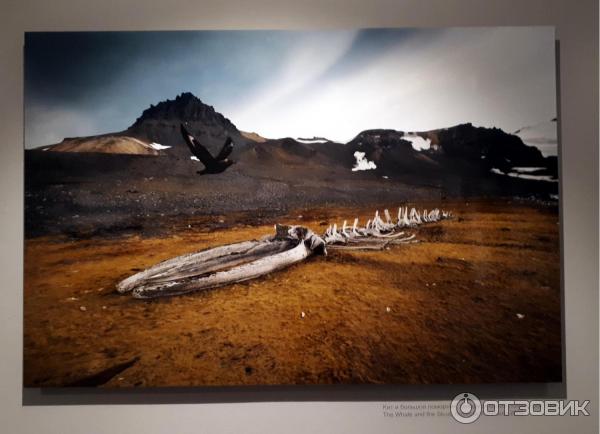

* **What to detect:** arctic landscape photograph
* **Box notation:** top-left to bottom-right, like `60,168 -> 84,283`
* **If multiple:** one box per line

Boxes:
24,27 -> 561,387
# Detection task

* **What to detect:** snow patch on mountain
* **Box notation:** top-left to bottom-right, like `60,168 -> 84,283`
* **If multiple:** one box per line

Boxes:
297,137 -> 329,144
149,142 -> 171,150
352,151 -> 377,171
491,167 -> 557,182
402,133 -> 431,151
511,167 -> 546,173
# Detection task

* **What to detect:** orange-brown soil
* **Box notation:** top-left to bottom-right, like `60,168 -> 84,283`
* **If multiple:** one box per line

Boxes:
23,200 -> 562,387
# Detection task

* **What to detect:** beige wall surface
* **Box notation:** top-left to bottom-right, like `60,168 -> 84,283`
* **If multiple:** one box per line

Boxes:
0,0 -> 597,433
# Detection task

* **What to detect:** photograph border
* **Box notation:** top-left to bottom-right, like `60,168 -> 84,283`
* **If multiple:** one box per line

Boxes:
21,30 -> 565,404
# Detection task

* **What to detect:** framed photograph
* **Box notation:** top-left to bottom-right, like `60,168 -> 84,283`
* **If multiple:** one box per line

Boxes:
24,26 -> 561,388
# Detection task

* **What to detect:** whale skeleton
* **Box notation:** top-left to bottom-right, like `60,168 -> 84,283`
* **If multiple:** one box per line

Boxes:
322,206 -> 451,247
117,205 -> 453,299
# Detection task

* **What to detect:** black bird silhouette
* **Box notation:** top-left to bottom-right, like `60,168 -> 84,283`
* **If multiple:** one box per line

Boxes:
180,124 -> 235,175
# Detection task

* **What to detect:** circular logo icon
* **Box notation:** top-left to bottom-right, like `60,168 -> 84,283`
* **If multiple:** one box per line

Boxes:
451,392 -> 482,424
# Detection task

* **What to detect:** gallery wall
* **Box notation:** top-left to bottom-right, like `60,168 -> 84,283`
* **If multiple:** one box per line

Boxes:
0,0 -> 597,433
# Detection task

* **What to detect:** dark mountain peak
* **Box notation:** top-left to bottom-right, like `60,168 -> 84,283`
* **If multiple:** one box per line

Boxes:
125,93 -> 243,153
176,91 -> 199,101
130,92 -> 236,130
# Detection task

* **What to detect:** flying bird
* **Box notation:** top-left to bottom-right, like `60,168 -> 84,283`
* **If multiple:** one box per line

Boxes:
180,124 -> 235,175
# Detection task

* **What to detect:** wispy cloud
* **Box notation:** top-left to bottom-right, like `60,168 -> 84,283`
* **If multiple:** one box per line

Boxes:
226,30 -> 358,136
227,27 -> 557,145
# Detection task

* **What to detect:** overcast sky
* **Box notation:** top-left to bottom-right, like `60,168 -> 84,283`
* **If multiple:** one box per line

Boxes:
25,27 -> 557,149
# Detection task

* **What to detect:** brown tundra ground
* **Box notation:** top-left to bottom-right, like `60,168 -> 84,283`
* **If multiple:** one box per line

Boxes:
23,199 -> 562,387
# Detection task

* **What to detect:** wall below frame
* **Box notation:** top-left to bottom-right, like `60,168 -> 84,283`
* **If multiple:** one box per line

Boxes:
1,0 -> 597,433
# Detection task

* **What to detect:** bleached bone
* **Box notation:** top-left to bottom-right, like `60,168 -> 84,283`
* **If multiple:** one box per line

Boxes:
373,210 -> 382,229
119,204 -> 455,299
409,208 -> 419,226
327,205 -> 451,244
117,239 -> 264,293
396,206 -> 406,227
139,240 -> 298,287
408,208 -> 419,225
122,225 -> 326,299
358,224 -> 406,239
327,242 -> 389,251
341,220 -> 350,238
398,206 -> 410,227
388,234 -> 417,244
324,222 -> 346,244
384,209 -> 393,224
339,218 -> 361,239
339,230 -> 415,247
373,210 -> 395,232
352,218 -> 361,236
372,230 -> 406,239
